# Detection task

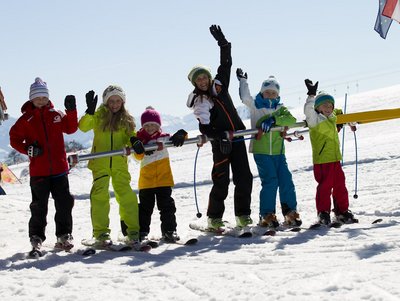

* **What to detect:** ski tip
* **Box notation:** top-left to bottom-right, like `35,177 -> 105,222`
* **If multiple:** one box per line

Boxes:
80,248 -> 96,256
183,238 -> 198,245
308,223 -> 322,230
138,245 -> 152,252
238,232 -> 252,238
144,240 -> 159,248
372,218 -> 383,224
329,222 -> 342,228
263,230 -> 276,236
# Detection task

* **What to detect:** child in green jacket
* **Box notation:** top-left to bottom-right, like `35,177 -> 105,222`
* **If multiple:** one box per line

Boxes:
237,69 -> 301,228
79,85 -> 145,249
304,79 -> 358,225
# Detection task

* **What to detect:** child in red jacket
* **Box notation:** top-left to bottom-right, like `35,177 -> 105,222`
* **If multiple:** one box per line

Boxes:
9,77 -> 78,254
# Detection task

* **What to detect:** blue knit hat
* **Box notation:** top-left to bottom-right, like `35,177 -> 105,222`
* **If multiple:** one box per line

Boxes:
260,76 -> 280,95
29,77 -> 49,100
314,91 -> 335,109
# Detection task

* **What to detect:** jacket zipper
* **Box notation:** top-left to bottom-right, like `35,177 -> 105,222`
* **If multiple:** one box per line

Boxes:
40,110 -> 52,174
110,131 -> 113,169
214,98 -> 236,131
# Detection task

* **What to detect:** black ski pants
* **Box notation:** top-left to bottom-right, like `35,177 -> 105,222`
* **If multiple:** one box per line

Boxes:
29,174 -> 74,242
207,138 -> 253,218
139,187 -> 177,235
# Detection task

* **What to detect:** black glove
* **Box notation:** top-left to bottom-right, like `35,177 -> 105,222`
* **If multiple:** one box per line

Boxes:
218,132 -> 232,155
64,95 -> 76,111
170,129 -> 187,147
27,141 -> 43,158
236,68 -> 247,81
209,25 -> 228,46
145,150 -> 155,156
130,136 -> 145,155
85,90 -> 98,115
304,79 -> 319,96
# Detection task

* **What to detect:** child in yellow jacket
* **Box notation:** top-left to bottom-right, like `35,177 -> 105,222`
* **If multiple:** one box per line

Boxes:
130,106 -> 187,242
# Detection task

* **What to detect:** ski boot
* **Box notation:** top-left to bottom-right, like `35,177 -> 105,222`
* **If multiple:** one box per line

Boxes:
207,218 -> 225,232
259,213 -> 279,228
284,211 -> 302,227
139,232 -> 149,242
163,231 -> 180,243
29,235 -> 43,257
335,210 -> 359,224
235,215 -> 253,228
94,233 -> 113,248
126,232 -> 151,252
318,211 -> 331,225
55,233 -> 74,251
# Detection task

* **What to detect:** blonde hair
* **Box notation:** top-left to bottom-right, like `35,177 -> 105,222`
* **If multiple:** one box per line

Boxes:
99,104 -> 136,133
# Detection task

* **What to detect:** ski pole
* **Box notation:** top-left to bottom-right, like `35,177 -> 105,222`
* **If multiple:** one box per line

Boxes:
191,134 -> 256,219
341,93 -> 348,166
353,130 -> 359,199
193,146 -> 202,218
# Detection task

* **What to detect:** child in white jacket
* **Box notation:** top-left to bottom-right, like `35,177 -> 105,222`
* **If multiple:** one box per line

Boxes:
237,68 -> 301,228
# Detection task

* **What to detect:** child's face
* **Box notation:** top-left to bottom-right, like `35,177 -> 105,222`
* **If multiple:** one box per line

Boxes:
143,123 -> 160,135
317,102 -> 334,117
194,74 -> 210,92
107,95 -> 123,113
262,89 -> 278,99
31,97 -> 49,108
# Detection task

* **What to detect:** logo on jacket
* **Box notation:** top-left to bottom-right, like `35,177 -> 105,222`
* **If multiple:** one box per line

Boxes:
53,115 -> 61,123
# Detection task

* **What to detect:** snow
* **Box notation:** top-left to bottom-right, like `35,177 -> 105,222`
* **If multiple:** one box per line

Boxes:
1,86 -> 400,301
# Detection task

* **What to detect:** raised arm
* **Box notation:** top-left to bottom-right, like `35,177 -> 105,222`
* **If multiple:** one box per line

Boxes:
210,25 -> 232,89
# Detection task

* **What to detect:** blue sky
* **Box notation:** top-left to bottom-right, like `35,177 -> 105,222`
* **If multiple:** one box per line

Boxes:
1,0 -> 400,119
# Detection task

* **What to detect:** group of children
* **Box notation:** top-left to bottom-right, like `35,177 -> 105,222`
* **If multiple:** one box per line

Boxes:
8,25 -> 358,251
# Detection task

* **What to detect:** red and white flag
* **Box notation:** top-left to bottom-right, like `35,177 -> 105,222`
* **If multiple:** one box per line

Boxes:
382,0 -> 400,23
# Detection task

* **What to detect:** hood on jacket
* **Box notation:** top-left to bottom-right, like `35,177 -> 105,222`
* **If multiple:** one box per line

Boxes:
21,100 -> 54,114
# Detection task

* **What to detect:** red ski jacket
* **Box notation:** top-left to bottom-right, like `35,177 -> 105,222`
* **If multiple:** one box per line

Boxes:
9,100 -> 78,177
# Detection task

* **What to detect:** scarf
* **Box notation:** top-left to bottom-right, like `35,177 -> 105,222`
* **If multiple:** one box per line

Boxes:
254,93 -> 280,110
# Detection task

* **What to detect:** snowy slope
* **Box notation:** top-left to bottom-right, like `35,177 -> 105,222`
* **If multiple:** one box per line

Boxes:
0,86 -> 400,301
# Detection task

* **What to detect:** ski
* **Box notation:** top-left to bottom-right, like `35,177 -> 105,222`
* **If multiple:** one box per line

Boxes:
251,224 -> 301,236
141,237 -> 198,247
141,239 -> 159,248
117,233 -> 159,249
26,245 -> 96,258
81,238 -> 151,253
308,221 -> 342,230
53,243 -> 97,256
251,225 -> 276,236
175,237 -> 198,245
189,223 -> 252,238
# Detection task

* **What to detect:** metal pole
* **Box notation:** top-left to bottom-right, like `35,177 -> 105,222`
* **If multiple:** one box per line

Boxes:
68,121 -> 308,165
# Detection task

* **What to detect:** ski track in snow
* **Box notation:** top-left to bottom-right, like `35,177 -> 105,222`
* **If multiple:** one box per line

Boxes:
1,88 -> 400,300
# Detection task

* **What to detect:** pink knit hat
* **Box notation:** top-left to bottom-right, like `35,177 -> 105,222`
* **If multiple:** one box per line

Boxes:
141,106 -> 161,127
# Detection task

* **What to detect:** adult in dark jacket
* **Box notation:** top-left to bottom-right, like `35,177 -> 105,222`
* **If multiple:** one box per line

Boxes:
9,77 -> 78,252
186,25 -> 253,230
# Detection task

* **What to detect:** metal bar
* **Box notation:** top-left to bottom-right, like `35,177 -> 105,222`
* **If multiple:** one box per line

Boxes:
68,121 -> 308,164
